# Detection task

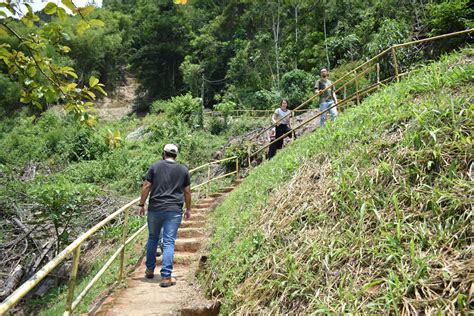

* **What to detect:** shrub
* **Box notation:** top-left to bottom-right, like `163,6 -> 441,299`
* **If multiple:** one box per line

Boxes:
227,118 -> 267,137
208,116 -> 227,135
0,74 -> 21,117
150,99 -> 168,114
280,69 -> 315,108
425,0 -> 473,35
165,93 -> 202,127
29,176 -> 98,249
68,128 -> 109,161
252,89 -> 280,110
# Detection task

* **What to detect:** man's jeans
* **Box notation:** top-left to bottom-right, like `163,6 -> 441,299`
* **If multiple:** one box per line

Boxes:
146,210 -> 182,278
320,100 -> 337,126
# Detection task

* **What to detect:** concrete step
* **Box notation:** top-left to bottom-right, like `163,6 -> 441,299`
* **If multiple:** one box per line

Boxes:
156,252 -> 198,265
181,220 -> 207,228
192,206 -> 210,212
193,203 -> 212,209
199,198 -> 216,203
175,238 -> 202,252
178,227 -> 205,238
187,212 -> 206,221
209,192 -> 224,198
219,186 -> 235,193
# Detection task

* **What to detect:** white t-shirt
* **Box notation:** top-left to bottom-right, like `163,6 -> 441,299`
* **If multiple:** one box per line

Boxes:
274,108 -> 291,125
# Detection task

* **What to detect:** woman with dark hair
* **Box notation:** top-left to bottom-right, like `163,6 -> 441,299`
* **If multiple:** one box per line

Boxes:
267,99 -> 292,159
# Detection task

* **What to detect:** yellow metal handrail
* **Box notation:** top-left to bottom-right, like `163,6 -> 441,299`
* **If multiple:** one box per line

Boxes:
0,156 -> 240,315
0,197 -> 138,315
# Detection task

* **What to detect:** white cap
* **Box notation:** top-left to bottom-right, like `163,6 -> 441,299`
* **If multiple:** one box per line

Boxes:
163,144 -> 178,155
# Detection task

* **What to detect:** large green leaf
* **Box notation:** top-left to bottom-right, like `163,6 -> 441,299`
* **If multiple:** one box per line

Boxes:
43,2 -> 57,15
78,5 -> 95,17
89,75 -> 99,87
76,19 -> 89,35
61,0 -> 77,13
89,19 -> 105,27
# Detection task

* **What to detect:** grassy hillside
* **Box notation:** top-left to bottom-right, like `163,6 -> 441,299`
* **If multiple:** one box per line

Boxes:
204,48 -> 473,314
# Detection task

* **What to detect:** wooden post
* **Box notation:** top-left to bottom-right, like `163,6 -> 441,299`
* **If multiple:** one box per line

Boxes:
64,246 -> 81,315
235,157 -> 239,179
376,63 -> 380,83
118,206 -> 129,281
343,85 -> 347,100
206,164 -> 211,197
290,111 -> 295,139
391,47 -> 400,82
200,75 -> 205,128
247,144 -> 251,169
354,70 -> 360,106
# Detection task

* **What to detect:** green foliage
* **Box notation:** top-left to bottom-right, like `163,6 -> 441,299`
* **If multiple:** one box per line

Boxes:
65,9 -> 133,91
69,128 -> 109,161
227,118 -> 268,137
29,176 -> 97,248
214,100 -> 236,117
150,99 -> 168,114
214,100 -> 236,128
208,116 -> 227,135
365,18 -> 411,56
425,0 -> 473,35
0,1 -> 108,124
204,49 -> 473,313
156,93 -> 202,128
180,57 -> 202,96
252,89 -> 280,110
105,129 -> 123,149
221,142 -> 253,172
280,69 -> 315,108
129,0 -> 189,101
0,73 -> 21,116
146,117 -> 191,143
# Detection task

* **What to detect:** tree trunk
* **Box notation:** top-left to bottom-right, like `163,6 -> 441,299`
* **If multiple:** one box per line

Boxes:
323,9 -> 330,70
271,0 -> 281,89
295,4 -> 299,69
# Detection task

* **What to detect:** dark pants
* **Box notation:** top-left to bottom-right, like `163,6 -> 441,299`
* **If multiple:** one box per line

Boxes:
268,124 -> 291,159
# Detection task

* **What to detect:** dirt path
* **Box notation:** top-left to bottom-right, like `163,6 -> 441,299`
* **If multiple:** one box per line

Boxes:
92,185 -> 239,315
94,76 -> 138,121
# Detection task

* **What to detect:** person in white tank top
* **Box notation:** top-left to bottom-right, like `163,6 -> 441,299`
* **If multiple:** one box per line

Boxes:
268,99 -> 292,159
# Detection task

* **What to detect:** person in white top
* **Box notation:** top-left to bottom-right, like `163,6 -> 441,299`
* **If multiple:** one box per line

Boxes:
267,99 -> 292,159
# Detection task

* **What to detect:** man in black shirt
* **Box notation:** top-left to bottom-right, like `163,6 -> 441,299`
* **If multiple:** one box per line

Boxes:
137,144 -> 191,287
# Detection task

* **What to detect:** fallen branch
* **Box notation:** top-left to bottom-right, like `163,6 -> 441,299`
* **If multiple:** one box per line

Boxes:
0,265 -> 23,300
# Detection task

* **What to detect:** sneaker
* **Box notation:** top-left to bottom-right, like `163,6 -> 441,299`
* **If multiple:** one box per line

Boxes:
156,244 -> 163,257
145,269 -> 154,279
160,277 -> 176,287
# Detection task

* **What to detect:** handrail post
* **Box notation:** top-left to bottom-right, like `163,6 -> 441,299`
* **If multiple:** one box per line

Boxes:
235,157 -> 239,179
64,246 -> 81,315
290,111 -> 295,139
118,206 -> 130,281
343,85 -> 347,100
391,46 -> 400,82
354,70 -> 360,106
206,163 -> 211,197
376,63 -> 380,83
247,144 -> 251,169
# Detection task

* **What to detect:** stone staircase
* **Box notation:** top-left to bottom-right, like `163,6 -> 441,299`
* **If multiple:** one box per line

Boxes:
93,180 -> 242,315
